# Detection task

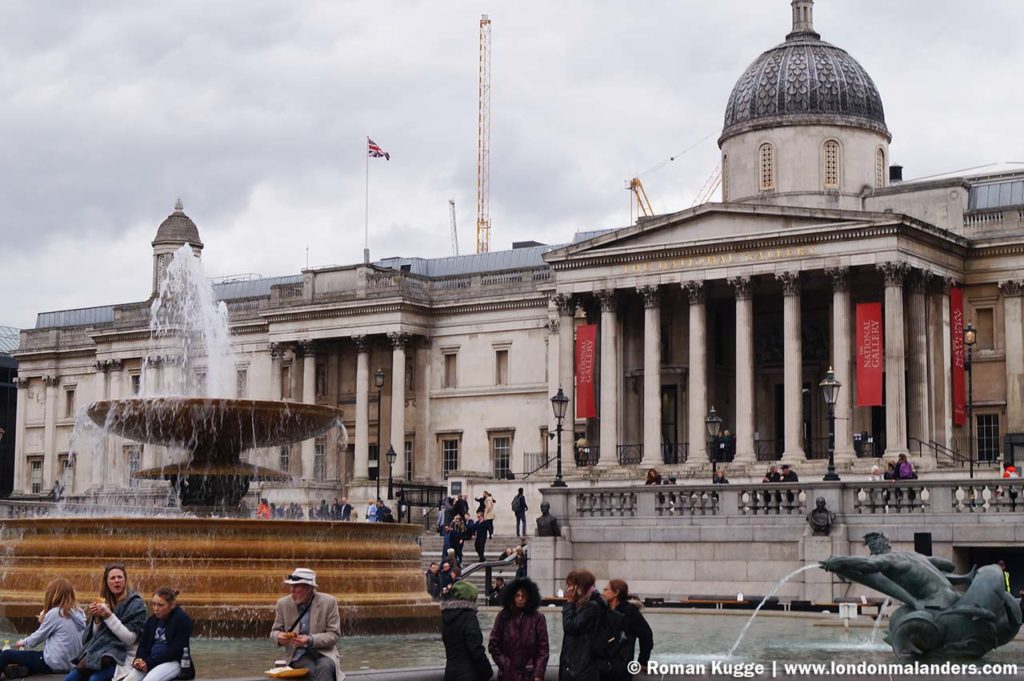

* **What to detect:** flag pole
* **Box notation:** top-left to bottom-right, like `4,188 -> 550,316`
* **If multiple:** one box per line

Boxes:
364,137 -> 370,264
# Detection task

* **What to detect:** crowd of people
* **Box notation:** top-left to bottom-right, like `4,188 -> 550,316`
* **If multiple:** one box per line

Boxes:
255,497 -> 355,521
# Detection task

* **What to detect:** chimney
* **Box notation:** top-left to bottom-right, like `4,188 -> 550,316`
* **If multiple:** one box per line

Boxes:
889,165 -> 903,183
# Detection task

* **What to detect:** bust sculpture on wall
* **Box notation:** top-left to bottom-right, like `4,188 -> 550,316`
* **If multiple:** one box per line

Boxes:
536,501 -> 561,537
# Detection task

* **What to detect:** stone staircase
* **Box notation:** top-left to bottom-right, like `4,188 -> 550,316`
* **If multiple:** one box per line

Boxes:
420,532 -> 525,602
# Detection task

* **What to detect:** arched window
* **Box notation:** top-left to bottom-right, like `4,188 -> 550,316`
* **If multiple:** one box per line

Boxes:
758,143 -> 775,192
721,154 -> 729,201
823,139 -> 840,189
875,148 -> 886,188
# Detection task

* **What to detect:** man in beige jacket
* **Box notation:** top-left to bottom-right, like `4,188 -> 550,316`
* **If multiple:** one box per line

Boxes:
270,568 -> 343,681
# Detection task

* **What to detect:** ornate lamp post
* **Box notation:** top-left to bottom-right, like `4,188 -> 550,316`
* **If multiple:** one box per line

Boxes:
374,368 -> 385,501
964,322 -> 977,480
819,366 -> 841,481
386,445 -> 397,500
550,387 -> 569,487
705,406 -> 722,477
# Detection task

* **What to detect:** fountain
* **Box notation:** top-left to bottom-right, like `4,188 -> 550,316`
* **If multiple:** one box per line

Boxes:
0,244 -> 437,636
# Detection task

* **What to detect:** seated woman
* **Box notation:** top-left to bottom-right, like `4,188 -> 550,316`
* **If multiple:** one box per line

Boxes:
0,577 -> 86,678
64,564 -> 147,681
644,468 -> 662,486
122,587 -> 194,681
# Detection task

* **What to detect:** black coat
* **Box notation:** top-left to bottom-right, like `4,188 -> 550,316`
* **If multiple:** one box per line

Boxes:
442,601 -> 493,681
136,606 -> 193,671
603,601 -> 653,680
426,570 -> 443,599
560,592 -> 604,681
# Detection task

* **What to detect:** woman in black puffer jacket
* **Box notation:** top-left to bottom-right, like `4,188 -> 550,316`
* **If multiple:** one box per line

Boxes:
441,580 -> 493,681
560,569 -> 604,681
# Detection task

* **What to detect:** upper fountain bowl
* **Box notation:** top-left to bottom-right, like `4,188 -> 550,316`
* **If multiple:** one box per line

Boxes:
87,397 -> 343,463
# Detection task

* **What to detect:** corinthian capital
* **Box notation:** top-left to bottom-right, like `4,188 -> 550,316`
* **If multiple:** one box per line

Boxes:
999,280 -> 1024,297
551,293 -> 574,316
681,281 -> 705,304
877,261 -> 909,287
388,332 -> 410,349
637,285 -> 660,308
596,289 -> 617,312
729,276 -> 752,301
776,272 -> 801,297
825,267 -> 849,293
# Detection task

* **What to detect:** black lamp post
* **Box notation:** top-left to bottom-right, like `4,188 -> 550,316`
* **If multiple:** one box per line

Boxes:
386,445 -> 397,500
550,387 -> 569,487
819,366 -> 841,481
705,406 -> 722,477
374,368 -> 385,501
964,322 -> 977,479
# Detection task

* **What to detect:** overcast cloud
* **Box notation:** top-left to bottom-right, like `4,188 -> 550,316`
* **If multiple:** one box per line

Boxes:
2,0 -> 1023,329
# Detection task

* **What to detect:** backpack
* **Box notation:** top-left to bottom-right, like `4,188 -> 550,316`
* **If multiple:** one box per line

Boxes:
591,603 -> 626,661
511,495 -> 526,513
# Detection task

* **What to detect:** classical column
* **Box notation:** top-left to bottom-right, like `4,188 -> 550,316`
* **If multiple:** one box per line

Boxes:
683,281 -> 707,462
597,290 -> 618,464
934,279 -> 954,450
553,294 -> 575,460
879,262 -> 909,455
777,272 -> 805,461
269,343 -> 283,400
91,363 -> 108,489
42,375 -> 60,491
1000,280 -> 1024,432
12,377 -> 29,494
353,336 -> 370,479
389,332 -> 409,480
730,276 -> 755,463
827,268 -> 855,461
907,272 -> 931,451
107,361 -> 123,489
300,341 -> 317,480
639,286 -> 662,466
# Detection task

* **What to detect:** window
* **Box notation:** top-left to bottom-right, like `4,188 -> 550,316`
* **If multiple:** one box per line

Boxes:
977,414 -> 1000,462
976,308 -> 995,350
314,437 -> 326,479
875,148 -> 886,188
491,435 -> 511,480
131,374 -> 141,395
315,362 -> 327,398
443,353 -> 458,389
404,440 -> 413,481
279,446 -> 291,472
236,369 -> 248,398
823,140 -> 840,189
495,349 -> 509,385
29,458 -> 43,494
281,365 -> 292,399
59,453 -> 74,489
758,143 -> 775,191
64,387 -> 76,418
124,445 -> 141,487
369,444 -> 379,481
442,438 -> 459,478
721,154 -> 729,202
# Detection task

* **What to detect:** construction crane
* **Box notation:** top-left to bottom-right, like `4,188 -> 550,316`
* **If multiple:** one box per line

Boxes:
627,177 -> 654,222
691,165 -> 723,206
449,199 -> 459,256
475,15 -> 492,254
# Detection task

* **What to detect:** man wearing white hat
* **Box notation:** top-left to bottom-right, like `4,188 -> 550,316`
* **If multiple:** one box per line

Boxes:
270,568 -> 343,681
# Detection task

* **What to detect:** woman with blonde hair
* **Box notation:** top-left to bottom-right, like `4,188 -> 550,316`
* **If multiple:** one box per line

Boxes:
0,577 -> 86,678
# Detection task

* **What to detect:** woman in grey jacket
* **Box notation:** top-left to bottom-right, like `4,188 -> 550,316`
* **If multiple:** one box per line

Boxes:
0,578 -> 86,677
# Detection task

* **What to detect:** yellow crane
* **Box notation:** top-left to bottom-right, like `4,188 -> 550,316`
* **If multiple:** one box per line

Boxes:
475,15 -> 492,253
627,177 -> 654,222
691,165 -> 723,206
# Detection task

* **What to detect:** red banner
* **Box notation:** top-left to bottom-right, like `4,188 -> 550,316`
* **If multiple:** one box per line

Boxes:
575,324 -> 598,419
951,287 -> 966,425
855,303 -> 884,407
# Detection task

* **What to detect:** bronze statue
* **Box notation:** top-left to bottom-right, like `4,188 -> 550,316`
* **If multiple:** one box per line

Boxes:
822,532 -> 1021,658
535,501 -> 561,537
806,497 -> 835,535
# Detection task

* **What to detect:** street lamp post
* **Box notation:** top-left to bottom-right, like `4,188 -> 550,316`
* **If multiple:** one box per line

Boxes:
550,387 -> 569,487
819,366 -> 841,481
386,445 -> 397,500
705,406 -> 722,477
964,322 -> 977,480
374,368 -> 385,501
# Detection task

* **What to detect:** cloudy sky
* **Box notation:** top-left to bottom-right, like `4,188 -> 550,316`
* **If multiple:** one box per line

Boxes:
2,0 -> 1023,329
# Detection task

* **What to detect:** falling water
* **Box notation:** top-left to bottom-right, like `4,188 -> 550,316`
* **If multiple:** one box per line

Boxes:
727,564 -> 820,657
870,597 -> 891,642
148,244 -> 233,397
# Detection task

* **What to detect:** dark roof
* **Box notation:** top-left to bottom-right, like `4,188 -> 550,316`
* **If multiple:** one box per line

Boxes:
0,325 -> 19,355
36,306 -> 114,329
376,244 -> 555,277
152,199 -> 203,247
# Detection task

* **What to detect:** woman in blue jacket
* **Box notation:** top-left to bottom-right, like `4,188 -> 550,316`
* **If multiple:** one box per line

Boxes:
0,577 -> 86,677
120,587 -> 193,681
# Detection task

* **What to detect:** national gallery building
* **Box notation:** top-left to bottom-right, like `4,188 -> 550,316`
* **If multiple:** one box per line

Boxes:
11,1 -> 1024,502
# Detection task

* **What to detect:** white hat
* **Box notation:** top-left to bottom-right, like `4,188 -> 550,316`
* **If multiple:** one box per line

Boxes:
284,568 -> 317,587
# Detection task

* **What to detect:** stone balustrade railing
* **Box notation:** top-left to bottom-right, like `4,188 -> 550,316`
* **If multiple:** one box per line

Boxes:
548,479 -> 1024,524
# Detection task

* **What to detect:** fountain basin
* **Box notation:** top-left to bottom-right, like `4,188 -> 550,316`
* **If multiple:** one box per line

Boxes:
0,517 -> 438,636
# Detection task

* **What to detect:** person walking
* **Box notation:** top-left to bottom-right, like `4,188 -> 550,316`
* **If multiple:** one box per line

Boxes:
0,577 -> 86,679
559,569 -> 603,681
482,492 -> 496,539
121,587 -> 194,681
601,580 -> 653,681
511,489 -> 528,538
471,512 -> 489,564
64,564 -> 147,681
270,568 -> 342,681
441,581 -> 492,681
488,577 -> 548,681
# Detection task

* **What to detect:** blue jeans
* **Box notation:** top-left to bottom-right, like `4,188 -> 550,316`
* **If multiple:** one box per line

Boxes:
515,511 -> 527,536
63,665 -> 117,681
0,649 -> 53,675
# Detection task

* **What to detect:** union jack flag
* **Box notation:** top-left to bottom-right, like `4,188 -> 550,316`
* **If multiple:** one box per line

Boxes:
367,137 -> 390,161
